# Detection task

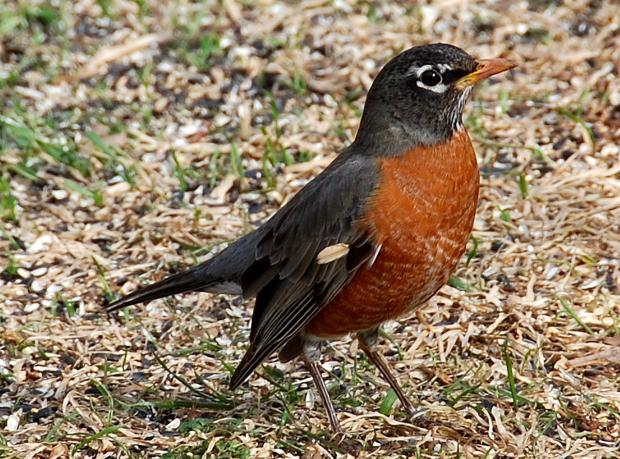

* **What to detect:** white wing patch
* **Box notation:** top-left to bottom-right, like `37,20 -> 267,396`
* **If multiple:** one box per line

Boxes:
316,243 -> 350,264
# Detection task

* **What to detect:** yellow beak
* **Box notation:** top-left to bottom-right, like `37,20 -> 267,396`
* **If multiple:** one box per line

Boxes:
455,58 -> 517,89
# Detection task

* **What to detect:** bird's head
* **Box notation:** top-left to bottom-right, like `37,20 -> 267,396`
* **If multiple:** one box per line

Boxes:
356,43 -> 516,151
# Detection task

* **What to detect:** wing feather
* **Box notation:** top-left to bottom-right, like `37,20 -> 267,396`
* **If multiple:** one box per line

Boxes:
229,153 -> 380,388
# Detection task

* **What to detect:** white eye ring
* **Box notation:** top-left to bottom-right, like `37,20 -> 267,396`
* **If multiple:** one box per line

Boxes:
415,64 -> 435,79
415,65 -> 448,93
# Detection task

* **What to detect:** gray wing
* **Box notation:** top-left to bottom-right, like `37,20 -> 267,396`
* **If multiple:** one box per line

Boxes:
229,153 -> 380,388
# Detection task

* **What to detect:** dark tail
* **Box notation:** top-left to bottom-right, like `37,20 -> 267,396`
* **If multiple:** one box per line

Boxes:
105,264 -> 239,313
105,230 -> 262,313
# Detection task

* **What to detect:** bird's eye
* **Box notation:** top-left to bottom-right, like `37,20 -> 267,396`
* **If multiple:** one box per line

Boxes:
420,69 -> 442,86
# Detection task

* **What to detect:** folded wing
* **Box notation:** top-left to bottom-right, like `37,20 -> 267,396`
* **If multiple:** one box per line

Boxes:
230,153 -> 380,388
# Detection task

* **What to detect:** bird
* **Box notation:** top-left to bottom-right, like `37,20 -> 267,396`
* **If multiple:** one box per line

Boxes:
106,43 -> 516,432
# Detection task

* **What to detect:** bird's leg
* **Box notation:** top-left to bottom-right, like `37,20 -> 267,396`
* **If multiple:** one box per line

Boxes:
302,341 -> 342,433
357,327 -> 415,415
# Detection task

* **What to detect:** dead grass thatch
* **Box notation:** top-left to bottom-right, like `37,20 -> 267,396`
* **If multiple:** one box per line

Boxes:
1,0 -> 619,457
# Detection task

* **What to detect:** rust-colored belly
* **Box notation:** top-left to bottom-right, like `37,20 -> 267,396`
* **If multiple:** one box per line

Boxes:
306,130 -> 479,338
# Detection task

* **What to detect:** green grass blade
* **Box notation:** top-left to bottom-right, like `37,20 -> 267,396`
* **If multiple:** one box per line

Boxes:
448,276 -> 474,291
72,425 -> 121,454
379,389 -> 398,415
502,340 -> 519,409
557,296 -> 594,335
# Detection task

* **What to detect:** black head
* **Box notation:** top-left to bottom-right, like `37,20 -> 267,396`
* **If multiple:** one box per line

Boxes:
355,43 -> 515,152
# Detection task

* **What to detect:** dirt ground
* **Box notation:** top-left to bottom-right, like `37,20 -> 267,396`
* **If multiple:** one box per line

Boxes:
1,0 -> 619,457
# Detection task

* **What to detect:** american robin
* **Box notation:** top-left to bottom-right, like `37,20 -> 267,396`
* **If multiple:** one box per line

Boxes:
107,43 -> 516,432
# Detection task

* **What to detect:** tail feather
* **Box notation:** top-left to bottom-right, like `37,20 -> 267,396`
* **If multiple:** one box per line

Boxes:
105,264 -> 239,313
105,231 -> 263,313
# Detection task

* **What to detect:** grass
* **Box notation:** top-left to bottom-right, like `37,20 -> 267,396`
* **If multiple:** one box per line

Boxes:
72,425 -> 122,455
502,340 -> 520,409
557,295 -> 595,335
85,130 -> 136,185
0,177 -> 17,222
172,151 -> 202,192
557,106 -> 596,150
0,113 -> 90,181
1,0 -> 619,457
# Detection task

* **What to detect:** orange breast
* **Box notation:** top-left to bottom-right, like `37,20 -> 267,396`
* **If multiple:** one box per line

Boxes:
306,130 -> 480,338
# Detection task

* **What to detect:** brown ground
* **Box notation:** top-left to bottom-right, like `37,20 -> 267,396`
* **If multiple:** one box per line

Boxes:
1,0 -> 619,457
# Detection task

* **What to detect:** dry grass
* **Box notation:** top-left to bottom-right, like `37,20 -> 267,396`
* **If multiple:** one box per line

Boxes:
1,0 -> 619,457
